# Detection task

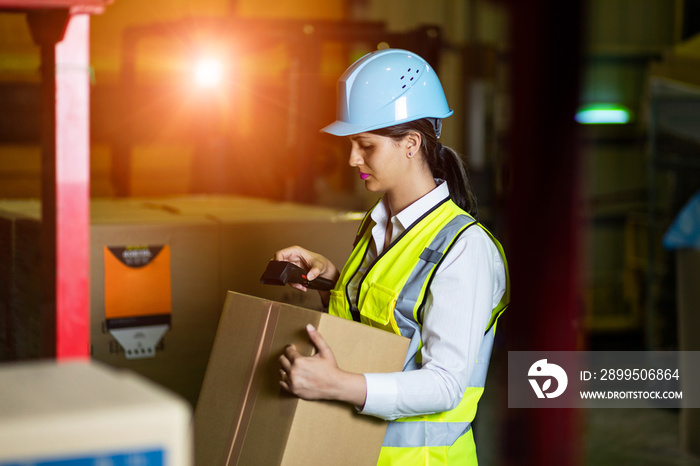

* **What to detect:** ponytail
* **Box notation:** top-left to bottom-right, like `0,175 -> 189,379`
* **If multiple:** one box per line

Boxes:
371,119 -> 478,218
435,143 -> 478,218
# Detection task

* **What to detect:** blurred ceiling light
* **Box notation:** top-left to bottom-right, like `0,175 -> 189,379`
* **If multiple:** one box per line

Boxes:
575,103 -> 631,124
194,57 -> 224,88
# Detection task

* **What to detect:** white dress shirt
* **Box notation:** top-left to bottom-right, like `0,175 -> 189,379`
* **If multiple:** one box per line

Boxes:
358,181 -> 506,420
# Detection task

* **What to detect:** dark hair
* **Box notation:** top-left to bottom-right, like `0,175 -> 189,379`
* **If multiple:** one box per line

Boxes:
370,118 -> 478,218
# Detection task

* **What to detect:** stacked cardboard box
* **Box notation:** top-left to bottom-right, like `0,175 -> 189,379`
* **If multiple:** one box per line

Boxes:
0,204 -> 33,360
90,199 -> 222,407
0,201 -> 44,359
0,360 -> 192,465
140,195 -> 360,310
0,196 -> 361,406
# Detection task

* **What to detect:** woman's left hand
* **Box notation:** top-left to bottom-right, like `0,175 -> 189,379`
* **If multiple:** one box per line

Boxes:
278,324 -> 367,407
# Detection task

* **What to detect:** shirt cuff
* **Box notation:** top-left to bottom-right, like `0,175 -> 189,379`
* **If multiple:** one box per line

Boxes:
359,373 -> 399,419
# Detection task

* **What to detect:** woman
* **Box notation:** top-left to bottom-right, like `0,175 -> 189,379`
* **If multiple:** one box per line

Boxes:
276,48 -> 509,465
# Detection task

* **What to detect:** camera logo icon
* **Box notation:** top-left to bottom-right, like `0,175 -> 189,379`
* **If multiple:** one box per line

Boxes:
528,359 -> 568,399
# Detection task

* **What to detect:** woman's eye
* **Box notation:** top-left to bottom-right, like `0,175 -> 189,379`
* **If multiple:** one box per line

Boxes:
361,145 -> 372,151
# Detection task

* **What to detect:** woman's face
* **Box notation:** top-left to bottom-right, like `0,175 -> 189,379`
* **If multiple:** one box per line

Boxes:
347,132 -> 409,193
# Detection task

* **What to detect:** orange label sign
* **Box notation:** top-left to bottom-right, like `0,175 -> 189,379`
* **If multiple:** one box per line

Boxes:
104,245 -> 172,319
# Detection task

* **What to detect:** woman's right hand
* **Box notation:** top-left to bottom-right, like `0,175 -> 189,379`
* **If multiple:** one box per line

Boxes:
274,246 -> 339,302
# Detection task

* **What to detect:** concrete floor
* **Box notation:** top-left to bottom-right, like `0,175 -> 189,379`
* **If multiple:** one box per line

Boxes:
585,407 -> 700,466
476,395 -> 700,465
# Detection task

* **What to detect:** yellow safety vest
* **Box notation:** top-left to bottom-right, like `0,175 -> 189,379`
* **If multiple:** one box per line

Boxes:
329,197 -> 510,465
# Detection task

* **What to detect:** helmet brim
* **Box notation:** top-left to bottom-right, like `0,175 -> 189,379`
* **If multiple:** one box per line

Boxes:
320,120 -> 370,137
320,110 -> 454,137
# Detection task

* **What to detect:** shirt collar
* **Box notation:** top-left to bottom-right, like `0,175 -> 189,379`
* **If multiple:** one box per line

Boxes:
370,180 -> 450,230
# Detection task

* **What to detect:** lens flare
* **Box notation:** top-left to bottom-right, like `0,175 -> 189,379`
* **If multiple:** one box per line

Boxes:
194,58 -> 224,88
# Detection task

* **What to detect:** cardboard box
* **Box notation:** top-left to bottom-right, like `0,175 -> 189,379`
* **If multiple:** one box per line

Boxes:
89,202 -> 222,407
217,213 -> 360,311
0,196 -> 362,408
0,202 -> 43,359
0,200 -> 223,406
194,292 -> 409,466
0,360 -> 192,465
0,210 -> 16,360
141,195 -> 362,311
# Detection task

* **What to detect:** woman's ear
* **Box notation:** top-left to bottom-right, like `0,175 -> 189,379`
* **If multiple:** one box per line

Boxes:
405,132 -> 422,157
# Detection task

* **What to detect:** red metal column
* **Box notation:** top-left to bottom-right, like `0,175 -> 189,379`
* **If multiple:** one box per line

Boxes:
29,11 -> 91,360
55,14 -> 91,360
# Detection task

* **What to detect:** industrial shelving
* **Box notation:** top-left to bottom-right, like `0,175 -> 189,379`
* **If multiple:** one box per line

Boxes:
645,67 -> 700,349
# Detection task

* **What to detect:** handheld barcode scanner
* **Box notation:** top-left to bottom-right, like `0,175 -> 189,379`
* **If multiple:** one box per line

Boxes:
260,260 -> 334,291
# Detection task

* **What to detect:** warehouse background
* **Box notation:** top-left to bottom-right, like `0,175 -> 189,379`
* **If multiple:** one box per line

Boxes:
1,0 -> 699,465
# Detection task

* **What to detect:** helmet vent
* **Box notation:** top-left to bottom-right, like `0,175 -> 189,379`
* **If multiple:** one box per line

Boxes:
402,68 -> 420,87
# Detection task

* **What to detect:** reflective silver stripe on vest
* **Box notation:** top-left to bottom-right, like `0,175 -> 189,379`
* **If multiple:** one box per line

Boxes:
468,325 -> 495,387
393,215 -> 475,370
383,421 -> 472,448
383,316 -> 497,448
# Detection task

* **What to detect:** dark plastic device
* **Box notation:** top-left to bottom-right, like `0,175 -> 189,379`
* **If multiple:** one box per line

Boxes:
260,260 -> 334,291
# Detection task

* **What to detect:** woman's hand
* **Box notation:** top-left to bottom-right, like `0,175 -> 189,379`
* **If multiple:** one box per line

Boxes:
274,246 -> 339,306
278,324 -> 367,408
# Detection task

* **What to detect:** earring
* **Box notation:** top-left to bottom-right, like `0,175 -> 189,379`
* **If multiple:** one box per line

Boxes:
408,152 -> 413,157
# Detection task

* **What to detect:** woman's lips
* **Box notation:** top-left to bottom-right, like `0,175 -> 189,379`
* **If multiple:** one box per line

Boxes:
359,172 -> 370,180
